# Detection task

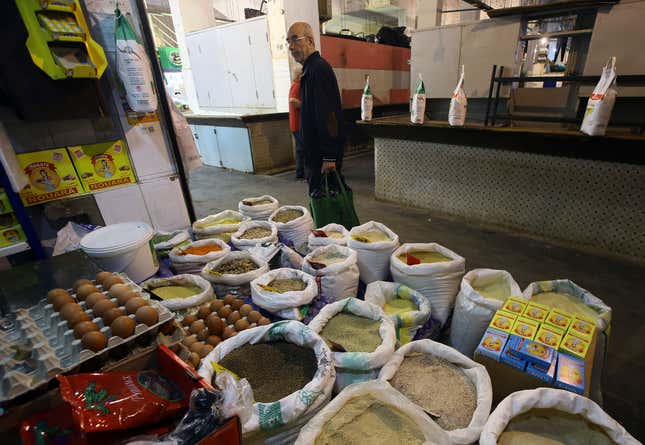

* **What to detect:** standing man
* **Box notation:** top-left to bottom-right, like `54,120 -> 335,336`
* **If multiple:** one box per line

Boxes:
287,22 -> 345,194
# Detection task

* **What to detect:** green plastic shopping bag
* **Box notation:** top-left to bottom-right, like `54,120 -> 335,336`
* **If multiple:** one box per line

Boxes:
310,171 -> 360,230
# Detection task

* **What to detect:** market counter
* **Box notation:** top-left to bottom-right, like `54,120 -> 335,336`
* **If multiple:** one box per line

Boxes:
358,116 -> 645,261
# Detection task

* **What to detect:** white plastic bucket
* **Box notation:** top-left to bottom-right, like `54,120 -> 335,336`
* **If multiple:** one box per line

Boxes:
80,222 -> 158,283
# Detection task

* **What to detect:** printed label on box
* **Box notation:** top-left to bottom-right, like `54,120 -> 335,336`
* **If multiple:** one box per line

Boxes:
560,332 -> 590,359
0,225 -> 26,247
476,328 -> 509,362
0,192 -> 13,214
523,302 -> 549,323
556,354 -> 585,394
501,335 -> 527,371
545,308 -> 573,331
511,317 -> 539,340
569,316 -> 596,342
17,149 -> 83,206
517,339 -> 556,370
490,310 -> 517,334
69,140 -> 136,192
526,351 -> 557,384
536,324 -> 564,349
502,297 -> 527,316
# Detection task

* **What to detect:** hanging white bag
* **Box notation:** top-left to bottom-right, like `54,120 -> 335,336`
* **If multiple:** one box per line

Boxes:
294,379 -> 451,445
449,269 -> 523,358
192,210 -> 249,239
115,8 -> 157,113
230,221 -> 278,251
238,195 -> 279,221
198,320 -> 335,439
201,251 -> 269,286
361,75 -> 373,121
168,238 -> 230,274
480,388 -> 639,445
308,223 -> 349,249
580,57 -> 617,136
308,297 -> 396,393
269,206 -> 315,253
250,268 -> 318,320
302,244 -> 359,301
142,274 -> 213,311
411,73 -> 427,124
348,221 -> 400,284
390,243 -> 465,327
379,339 -> 493,445
448,65 -> 467,126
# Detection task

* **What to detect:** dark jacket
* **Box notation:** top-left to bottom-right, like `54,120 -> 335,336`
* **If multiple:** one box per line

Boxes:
298,52 -> 344,164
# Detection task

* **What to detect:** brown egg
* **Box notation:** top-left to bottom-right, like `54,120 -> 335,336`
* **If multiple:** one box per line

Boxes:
231,299 -> 245,310
210,299 -> 224,312
59,302 -> 83,320
160,320 -> 176,335
218,306 -> 232,319
111,315 -> 135,338
183,335 -> 198,347
197,327 -> 210,341
206,335 -> 221,346
85,292 -> 107,309
234,319 -> 250,331
47,288 -> 70,304
125,297 -> 148,315
227,311 -> 241,325
82,331 -> 108,352
247,311 -> 262,324
115,290 -> 136,307
95,271 -> 114,286
222,326 -> 236,339
67,310 -> 91,328
188,352 -> 201,368
102,275 -> 123,291
239,304 -> 253,317
92,299 -> 117,318
72,279 -> 92,293
223,295 -> 236,305
77,284 -> 100,301
135,306 -> 159,326
199,344 -> 214,358
182,314 -> 197,327
197,305 -> 211,320
73,321 -> 99,339
206,313 -> 224,336
102,307 -> 125,326
108,283 -> 130,299
189,320 -> 206,335
258,317 -> 271,326
190,341 -> 204,354
52,293 -> 76,311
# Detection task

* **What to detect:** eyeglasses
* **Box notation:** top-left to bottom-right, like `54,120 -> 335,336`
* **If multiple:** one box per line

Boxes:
286,35 -> 307,45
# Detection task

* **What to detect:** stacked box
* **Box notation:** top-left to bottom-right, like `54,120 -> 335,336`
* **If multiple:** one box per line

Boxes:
490,310 -> 517,334
556,354 -> 585,394
545,308 -> 573,331
0,225 -> 26,247
560,332 -> 590,360
517,339 -> 556,371
511,317 -> 539,340
475,328 -> 509,362
501,335 -> 528,371
0,191 -> 12,214
526,351 -> 558,383
523,301 -> 549,323
535,324 -> 564,349
502,297 -> 528,316
569,315 -> 596,342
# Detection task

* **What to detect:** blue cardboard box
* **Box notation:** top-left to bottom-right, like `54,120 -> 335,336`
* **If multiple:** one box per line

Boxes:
501,335 -> 527,371
555,354 -> 585,395
516,339 -> 556,371
526,351 -> 558,383
475,328 -> 509,362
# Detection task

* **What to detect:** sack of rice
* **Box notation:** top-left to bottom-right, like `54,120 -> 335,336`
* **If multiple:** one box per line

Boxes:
169,238 -> 230,274
348,221 -> 400,284
294,379 -> 451,445
230,221 -> 278,251
523,279 -> 612,402
251,268 -> 318,321
302,244 -> 359,301
239,195 -> 279,220
201,251 -> 269,286
142,273 -> 213,311
193,210 -> 249,240
198,320 -> 335,442
379,339 -> 492,444
269,205 -> 315,252
308,297 -> 396,393
391,243 -> 465,327
480,388 -> 638,445
449,269 -> 523,358
364,281 -> 431,345
152,230 -> 191,257
308,223 -> 349,249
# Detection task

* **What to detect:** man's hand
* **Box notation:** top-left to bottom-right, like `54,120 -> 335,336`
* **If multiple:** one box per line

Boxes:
321,161 -> 336,173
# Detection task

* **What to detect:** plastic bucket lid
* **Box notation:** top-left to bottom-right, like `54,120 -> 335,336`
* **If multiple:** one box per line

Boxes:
81,222 -> 154,257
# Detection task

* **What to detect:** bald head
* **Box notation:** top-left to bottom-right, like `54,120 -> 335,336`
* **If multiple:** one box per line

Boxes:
287,22 -> 316,64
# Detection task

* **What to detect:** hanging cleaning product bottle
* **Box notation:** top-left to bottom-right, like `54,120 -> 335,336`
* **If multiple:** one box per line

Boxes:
361,75 -> 373,121
411,73 -> 426,124
580,56 -> 617,136
448,65 -> 467,126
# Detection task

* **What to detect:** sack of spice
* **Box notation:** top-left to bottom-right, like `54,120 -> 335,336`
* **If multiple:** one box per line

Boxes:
294,379 -> 451,445
390,243 -> 465,327
269,205 -> 315,253
153,230 -> 191,257
364,281 -> 431,345
251,268 -> 318,321
308,223 -> 349,250
480,388 -> 638,445
192,210 -> 250,240
379,339 -> 493,444
449,269 -> 523,358
143,273 -> 214,311
231,221 -> 279,251
169,239 -> 231,274
201,251 -> 269,286
348,221 -> 400,284
197,320 -> 335,438
523,279 -> 612,403
238,195 -> 279,221
308,297 -> 396,393
302,244 -> 360,301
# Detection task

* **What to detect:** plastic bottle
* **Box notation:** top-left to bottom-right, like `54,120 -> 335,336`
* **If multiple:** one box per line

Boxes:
411,73 -> 426,124
361,75 -> 373,121
448,65 -> 467,126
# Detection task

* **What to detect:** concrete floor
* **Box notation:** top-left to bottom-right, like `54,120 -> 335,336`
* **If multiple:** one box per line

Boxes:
189,153 -> 645,440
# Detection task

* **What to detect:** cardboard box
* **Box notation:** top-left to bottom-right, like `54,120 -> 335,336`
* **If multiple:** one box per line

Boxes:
526,351 -> 557,384
502,297 -> 528,316
68,140 -> 136,192
569,315 -> 596,342
0,225 -> 26,247
517,339 -> 556,371
17,149 -> 83,206
490,310 -> 517,334
556,353 -> 585,394
0,191 -> 13,214
523,301 -> 549,323
511,317 -> 539,340
545,308 -> 573,331
501,336 -> 527,371
476,328 -> 509,362
0,212 -> 18,229
560,332 -> 590,359
535,324 -> 564,349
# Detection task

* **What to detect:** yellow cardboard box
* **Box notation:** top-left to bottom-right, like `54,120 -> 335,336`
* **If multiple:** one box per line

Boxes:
17,149 -> 83,206
68,140 -> 136,192
0,225 -> 26,247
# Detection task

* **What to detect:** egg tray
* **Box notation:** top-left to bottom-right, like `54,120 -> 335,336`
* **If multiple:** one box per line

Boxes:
0,274 -> 173,404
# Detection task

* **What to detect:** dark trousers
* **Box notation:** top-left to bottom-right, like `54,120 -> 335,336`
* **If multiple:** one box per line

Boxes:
293,133 -> 305,178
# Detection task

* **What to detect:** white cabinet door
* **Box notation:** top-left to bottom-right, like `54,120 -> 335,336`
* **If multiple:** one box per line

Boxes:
195,125 -> 222,167
216,126 -> 253,173
139,176 -> 191,231
247,18 -> 275,108
219,25 -> 257,108
94,185 -> 152,226
202,30 -> 234,108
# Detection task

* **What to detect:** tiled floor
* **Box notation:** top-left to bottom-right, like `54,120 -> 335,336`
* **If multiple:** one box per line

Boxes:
189,152 -> 645,440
